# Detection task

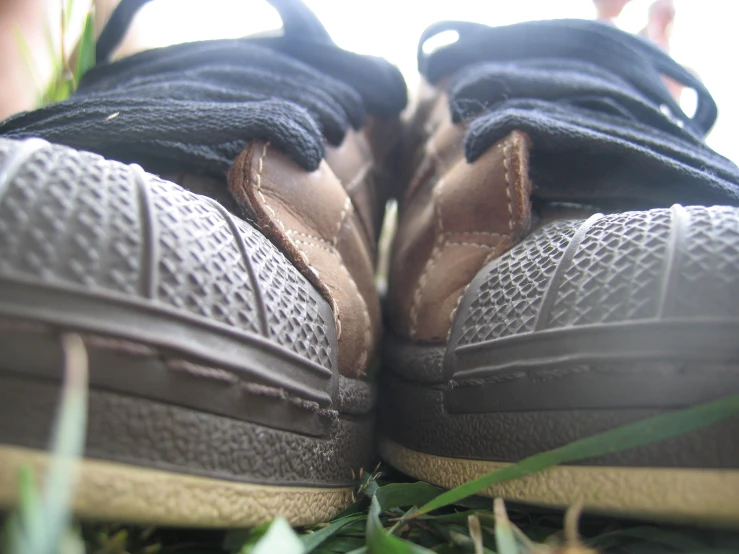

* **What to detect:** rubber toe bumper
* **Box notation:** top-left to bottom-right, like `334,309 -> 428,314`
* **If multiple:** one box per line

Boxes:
381,206 -> 739,525
0,137 -> 372,527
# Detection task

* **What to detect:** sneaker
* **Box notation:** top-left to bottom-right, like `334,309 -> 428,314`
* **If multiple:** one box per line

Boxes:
0,0 -> 406,527
380,19 -> 739,524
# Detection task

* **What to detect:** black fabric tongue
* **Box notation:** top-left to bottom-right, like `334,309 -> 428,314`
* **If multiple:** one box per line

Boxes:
421,19 -> 739,208
0,0 -> 407,175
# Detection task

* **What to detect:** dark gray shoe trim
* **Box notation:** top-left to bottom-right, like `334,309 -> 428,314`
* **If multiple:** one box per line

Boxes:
445,318 -> 739,412
379,368 -> 739,469
0,372 -> 373,487
0,276 -> 335,408
381,332 -> 446,384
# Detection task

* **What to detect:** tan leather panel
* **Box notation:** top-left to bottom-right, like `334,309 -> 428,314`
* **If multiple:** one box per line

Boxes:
397,85 -> 460,202
404,116 -> 465,205
228,141 -> 378,377
325,129 -> 377,257
388,128 -> 533,343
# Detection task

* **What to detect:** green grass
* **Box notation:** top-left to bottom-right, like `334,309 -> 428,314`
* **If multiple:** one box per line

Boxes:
2,335 -> 739,554
14,0 -> 95,107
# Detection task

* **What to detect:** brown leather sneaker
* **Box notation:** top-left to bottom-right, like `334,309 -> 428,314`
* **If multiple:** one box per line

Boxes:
380,19 -> 739,524
0,0 -> 405,527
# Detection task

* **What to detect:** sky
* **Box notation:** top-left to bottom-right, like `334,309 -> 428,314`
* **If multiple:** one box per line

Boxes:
130,0 -> 738,162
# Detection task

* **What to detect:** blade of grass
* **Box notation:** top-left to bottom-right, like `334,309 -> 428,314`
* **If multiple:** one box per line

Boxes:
16,466 -> 44,546
43,25 -> 63,80
375,483 -> 445,512
42,334 -> 88,551
3,334 -> 88,554
588,526 -> 720,551
60,0 -> 68,87
74,12 -> 95,84
414,393 -> 739,515
65,0 -> 77,24
12,26 -> 42,105
223,522 -> 271,552
416,510 -> 494,526
2,467 -> 44,554
494,499 -> 518,554
468,515 -> 484,554
301,515 -> 366,553
60,527 -> 86,554
251,518 -> 304,554
366,496 -> 434,554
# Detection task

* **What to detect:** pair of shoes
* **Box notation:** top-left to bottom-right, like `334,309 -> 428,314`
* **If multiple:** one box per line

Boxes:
0,0 -> 737,528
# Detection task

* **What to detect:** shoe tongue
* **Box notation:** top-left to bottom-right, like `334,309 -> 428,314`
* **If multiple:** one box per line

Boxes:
96,0 -> 335,64
0,0 -> 406,177
420,19 -> 713,134
95,0 -> 407,119
420,19 -> 739,208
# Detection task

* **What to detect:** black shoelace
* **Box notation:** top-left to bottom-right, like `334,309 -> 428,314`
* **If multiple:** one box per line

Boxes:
0,0 -> 407,175
420,19 -> 739,208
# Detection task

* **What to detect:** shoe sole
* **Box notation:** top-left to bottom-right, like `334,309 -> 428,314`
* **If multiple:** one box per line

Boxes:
379,437 -> 739,527
379,362 -> 739,525
0,324 -> 371,527
0,444 -> 352,528
0,138 -> 371,527
380,206 -> 739,524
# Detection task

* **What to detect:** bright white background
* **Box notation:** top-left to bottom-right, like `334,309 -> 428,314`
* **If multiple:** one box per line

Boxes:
131,0 -> 738,162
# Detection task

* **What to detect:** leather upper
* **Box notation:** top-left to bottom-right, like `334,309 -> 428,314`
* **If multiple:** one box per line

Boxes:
388,88 -> 533,343
229,127 -> 387,377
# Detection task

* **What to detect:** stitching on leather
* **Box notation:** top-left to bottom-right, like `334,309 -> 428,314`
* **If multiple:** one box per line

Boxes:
253,145 -> 368,352
289,230 -> 333,246
448,288 -> 466,328
333,196 -> 352,247
254,144 -> 312,273
444,241 -> 504,341
409,176 -> 446,339
291,235 -> 372,370
291,236 -> 335,254
482,239 -> 513,266
253,143 -> 335,335
409,138 -> 513,339
445,241 -> 498,248
503,137 -> 515,232
442,136 -> 520,340
446,231 -> 506,239
409,243 -> 442,339
254,143 -> 285,233
337,261 -> 371,370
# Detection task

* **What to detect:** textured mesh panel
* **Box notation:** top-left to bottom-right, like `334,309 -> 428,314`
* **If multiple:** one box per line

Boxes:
0,145 -> 143,294
673,206 -> 739,318
148,178 -> 260,333
547,210 -> 671,328
454,206 -> 739,349
235,217 -> 334,370
0,145 -> 59,278
457,219 -> 579,345
0,138 -> 335,370
96,160 -> 144,294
